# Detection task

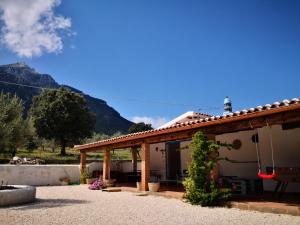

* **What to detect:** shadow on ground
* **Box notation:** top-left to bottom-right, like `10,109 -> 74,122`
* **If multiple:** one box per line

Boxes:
9,198 -> 90,210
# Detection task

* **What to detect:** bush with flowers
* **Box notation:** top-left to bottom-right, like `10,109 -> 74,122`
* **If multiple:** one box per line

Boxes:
89,178 -> 105,190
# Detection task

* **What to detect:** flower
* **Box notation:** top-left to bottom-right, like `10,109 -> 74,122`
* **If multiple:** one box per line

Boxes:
89,179 -> 105,190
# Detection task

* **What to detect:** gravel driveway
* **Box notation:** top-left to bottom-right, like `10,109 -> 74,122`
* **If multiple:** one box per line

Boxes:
1,186 -> 299,225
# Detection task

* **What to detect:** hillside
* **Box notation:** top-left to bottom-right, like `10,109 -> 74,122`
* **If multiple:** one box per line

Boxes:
0,62 -> 133,134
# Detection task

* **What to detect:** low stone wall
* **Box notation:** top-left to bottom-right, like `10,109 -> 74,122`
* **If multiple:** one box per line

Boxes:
0,161 -> 141,186
0,165 -> 81,186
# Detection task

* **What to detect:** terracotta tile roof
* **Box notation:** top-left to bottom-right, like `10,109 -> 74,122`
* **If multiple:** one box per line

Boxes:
193,112 -> 212,117
75,98 -> 300,150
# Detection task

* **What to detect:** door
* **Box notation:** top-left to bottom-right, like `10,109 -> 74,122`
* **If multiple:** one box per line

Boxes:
166,141 -> 181,180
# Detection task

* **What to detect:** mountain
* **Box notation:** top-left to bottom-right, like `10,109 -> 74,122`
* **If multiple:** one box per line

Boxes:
0,62 -> 133,134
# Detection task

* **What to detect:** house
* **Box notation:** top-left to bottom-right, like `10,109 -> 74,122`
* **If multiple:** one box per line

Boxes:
151,105 -> 300,193
75,97 -> 300,193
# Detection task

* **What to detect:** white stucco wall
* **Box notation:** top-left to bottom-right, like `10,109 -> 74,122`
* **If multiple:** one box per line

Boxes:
150,143 -> 166,179
180,140 -> 191,172
217,130 -> 258,179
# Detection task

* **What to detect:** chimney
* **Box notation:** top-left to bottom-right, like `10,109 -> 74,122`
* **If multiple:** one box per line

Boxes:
223,96 -> 232,115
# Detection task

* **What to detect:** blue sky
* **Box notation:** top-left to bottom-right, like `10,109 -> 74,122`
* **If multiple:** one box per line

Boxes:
0,0 -> 299,127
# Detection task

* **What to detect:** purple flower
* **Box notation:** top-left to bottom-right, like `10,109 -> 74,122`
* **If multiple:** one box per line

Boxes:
89,179 -> 104,190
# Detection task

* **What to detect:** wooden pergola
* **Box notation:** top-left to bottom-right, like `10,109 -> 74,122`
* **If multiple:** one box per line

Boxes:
75,99 -> 300,191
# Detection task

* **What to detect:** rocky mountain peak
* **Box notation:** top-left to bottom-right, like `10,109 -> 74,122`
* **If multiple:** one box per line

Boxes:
0,63 -> 133,134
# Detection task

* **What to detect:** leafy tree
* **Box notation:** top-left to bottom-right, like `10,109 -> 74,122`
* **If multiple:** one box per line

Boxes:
84,132 -> 111,143
128,122 -> 153,133
30,88 -> 96,155
84,131 -> 124,144
0,93 -> 25,156
23,117 -> 38,151
183,132 -> 231,206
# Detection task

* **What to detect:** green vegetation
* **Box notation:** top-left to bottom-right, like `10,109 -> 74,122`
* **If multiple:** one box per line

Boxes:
0,93 -> 26,157
30,87 -> 96,155
0,147 -> 133,163
80,168 -> 92,184
0,88 -> 133,163
128,122 -> 153,133
183,132 -> 231,206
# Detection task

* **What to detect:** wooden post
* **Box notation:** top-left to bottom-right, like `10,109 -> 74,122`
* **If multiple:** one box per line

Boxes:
131,147 -> 138,172
103,149 -> 111,180
80,152 -> 86,173
141,142 -> 150,191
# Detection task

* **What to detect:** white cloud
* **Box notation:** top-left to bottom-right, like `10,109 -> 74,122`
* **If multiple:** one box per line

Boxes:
0,0 -> 71,57
132,116 -> 169,129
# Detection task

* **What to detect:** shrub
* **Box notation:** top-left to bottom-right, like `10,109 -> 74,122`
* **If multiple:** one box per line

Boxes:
80,169 -> 92,184
183,132 -> 231,206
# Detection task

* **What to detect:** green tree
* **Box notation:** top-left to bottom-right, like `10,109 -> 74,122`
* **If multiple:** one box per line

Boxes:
30,88 -> 96,155
23,117 -> 38,151
183,132 -> 231,206
0,93 -> 25,156
128,122 -> 153,133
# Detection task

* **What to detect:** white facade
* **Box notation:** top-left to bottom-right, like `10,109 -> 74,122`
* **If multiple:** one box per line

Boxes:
148,124 -> 300,192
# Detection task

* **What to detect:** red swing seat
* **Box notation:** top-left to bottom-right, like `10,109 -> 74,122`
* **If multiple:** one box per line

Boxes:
258,170 -> 277,179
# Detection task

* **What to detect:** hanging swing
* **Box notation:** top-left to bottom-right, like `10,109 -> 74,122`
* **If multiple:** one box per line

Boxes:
249,121 -> 277,180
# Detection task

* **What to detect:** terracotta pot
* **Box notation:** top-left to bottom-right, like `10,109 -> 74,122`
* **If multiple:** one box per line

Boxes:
136,182 -> 141,191
104,179 -> 116,187
61,181 -> 69,186
60,178 -> 70,185
148,182 -> 160,192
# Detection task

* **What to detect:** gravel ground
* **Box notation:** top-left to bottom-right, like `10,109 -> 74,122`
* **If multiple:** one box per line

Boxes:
0,186 -> 300,225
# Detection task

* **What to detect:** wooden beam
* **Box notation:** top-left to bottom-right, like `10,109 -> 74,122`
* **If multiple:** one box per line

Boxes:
80,152 -> 86,173
146,130 -> 196,144
140,142 -> 150,191
103,149 -> 111,180
205,110 -> 300,135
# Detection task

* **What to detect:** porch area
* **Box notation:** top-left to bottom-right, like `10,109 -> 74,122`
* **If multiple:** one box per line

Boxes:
114,182 -> 300,216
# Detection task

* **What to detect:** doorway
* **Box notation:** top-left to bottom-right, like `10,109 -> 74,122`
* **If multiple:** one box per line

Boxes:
166,141 -> 181,180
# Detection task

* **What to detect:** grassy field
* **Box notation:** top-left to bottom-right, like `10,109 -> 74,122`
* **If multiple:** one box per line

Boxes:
0,147 -> 134,163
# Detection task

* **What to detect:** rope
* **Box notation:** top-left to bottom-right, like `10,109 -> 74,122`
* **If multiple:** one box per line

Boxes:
266,121 -> 276,172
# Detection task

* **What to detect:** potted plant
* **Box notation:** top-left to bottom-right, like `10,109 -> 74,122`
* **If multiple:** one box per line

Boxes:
85,171 -> 96,184
80,169 -> 94,184
59,177 -> 70,185
136,181 -> 141,191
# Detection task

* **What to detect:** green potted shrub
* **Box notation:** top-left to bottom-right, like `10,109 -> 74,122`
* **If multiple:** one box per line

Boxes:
80,169 -> 94,184
183,132 -> 231,206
